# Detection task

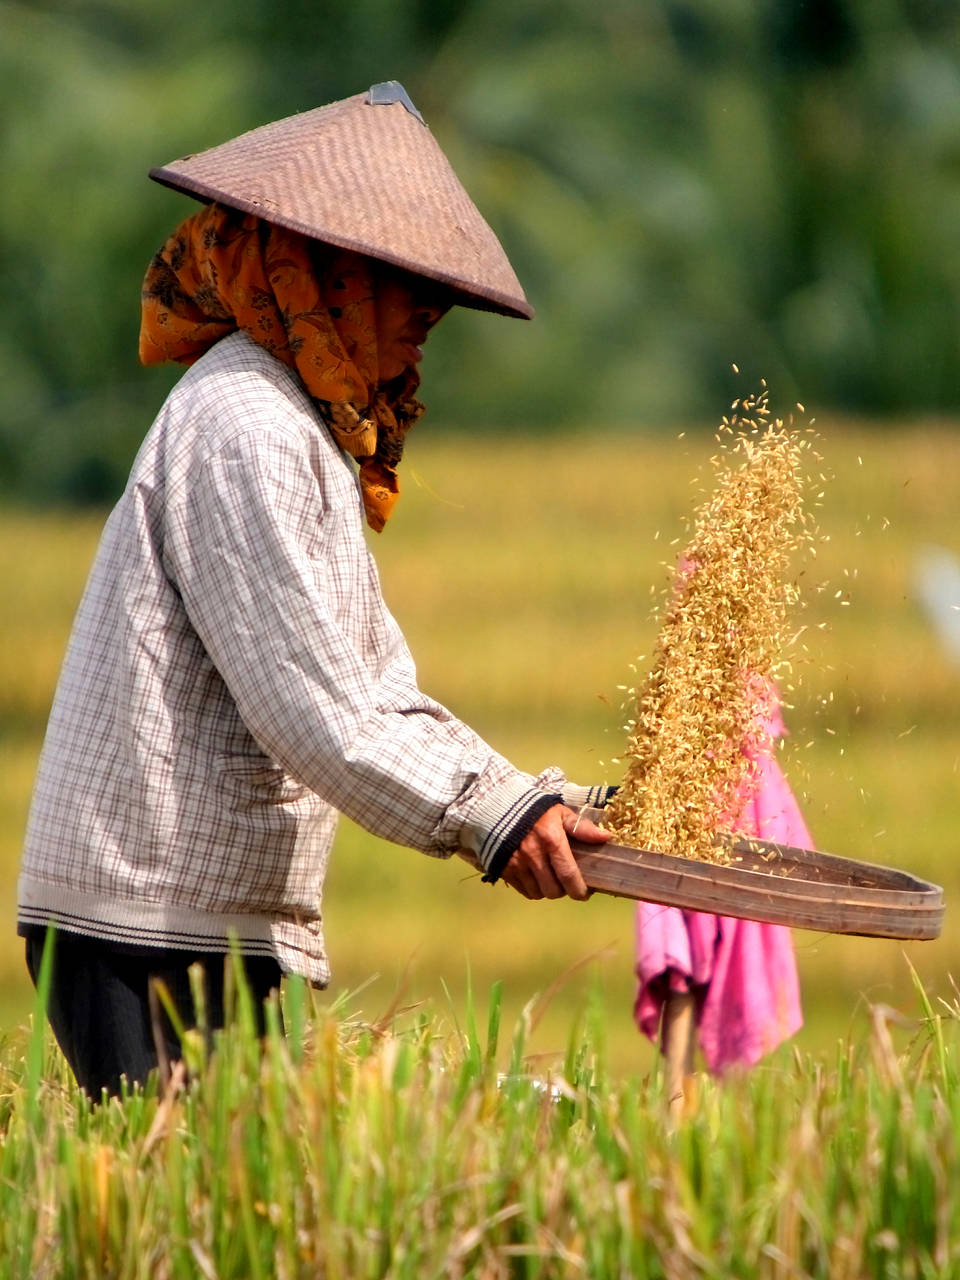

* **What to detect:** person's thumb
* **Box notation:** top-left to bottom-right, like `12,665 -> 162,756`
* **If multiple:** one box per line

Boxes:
561,808 -> 613,845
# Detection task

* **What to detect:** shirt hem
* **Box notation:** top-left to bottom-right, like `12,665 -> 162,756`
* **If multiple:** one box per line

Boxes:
17,876 -> 330,984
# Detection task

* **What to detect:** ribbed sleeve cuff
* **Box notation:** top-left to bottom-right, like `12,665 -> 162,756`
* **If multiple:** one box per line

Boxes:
479,792 -> 563,884
560,783 -> 619,810
456,773 -> 564,883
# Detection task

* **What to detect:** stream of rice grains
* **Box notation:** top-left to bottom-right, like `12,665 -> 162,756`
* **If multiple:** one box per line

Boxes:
603,384 -> 822,865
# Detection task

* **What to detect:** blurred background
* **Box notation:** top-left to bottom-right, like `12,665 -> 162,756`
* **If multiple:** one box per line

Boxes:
1,0 -> 959,1074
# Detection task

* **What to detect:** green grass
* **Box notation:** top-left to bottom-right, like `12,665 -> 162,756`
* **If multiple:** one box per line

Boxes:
1,422 -> 959,1073
2,968 -> 960,1277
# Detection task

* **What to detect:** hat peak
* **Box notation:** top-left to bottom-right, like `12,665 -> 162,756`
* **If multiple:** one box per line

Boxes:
366,81 -> 424,125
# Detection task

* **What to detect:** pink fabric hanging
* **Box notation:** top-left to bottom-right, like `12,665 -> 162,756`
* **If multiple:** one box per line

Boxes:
633,694 -> 809,1074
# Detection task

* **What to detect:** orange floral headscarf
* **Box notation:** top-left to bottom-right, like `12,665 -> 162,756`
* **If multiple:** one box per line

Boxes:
139,203 -> 427,531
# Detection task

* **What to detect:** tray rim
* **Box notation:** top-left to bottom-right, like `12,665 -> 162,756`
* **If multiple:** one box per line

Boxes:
569,832 -> 944,940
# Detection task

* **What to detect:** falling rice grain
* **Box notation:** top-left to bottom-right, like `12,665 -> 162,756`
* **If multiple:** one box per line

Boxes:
604,386 -> 820,864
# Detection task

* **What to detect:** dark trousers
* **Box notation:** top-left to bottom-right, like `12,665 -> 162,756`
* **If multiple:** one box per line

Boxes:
25,930 -> 283,1099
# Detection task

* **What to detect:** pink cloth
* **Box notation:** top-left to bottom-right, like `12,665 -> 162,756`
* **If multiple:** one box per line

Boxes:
633,699 -> 809,1074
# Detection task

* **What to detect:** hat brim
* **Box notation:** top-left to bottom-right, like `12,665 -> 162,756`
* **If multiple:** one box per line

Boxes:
149,168 -> 534,320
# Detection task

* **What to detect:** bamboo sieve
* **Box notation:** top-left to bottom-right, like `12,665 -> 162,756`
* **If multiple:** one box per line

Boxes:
463,808 -> 944,941
567,831 -> 944,940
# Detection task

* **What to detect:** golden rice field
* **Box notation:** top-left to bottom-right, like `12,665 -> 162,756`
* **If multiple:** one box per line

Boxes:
1,420 -> 958,1076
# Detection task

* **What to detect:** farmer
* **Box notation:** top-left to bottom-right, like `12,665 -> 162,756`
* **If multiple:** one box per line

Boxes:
17,82 -> 613,1098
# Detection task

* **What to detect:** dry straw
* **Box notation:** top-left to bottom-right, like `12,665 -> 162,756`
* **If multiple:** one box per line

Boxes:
604,384 -> 819,863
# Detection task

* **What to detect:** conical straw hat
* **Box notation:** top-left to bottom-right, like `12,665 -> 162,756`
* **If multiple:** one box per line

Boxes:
149,81 -> 533,320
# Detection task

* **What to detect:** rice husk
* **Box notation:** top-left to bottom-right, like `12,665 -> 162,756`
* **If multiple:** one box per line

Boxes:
604,387 -> 818,863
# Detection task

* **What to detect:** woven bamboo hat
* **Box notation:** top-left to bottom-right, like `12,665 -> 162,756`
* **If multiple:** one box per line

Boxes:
149,81 -> 533,320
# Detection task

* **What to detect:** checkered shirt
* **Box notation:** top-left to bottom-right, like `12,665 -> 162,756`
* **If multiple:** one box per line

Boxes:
17,332 -> 607,983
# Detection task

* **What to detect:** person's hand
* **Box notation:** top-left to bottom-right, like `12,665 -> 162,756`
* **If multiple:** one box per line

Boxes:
500,805 -> 611,901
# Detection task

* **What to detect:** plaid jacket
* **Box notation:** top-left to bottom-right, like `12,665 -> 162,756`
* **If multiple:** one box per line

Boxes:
18,333 -> 605,982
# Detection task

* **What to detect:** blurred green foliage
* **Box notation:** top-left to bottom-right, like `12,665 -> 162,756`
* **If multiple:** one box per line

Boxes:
3,0 -> 960,502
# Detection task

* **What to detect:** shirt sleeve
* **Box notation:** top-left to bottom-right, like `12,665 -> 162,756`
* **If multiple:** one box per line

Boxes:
164,424 -> 567,875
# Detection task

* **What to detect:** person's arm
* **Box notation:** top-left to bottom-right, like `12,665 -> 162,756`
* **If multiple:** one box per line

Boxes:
166,425 -> 609,890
